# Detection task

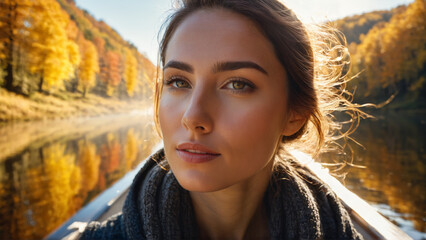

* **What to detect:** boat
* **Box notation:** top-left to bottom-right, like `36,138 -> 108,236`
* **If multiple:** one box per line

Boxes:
45,150 -> 413,240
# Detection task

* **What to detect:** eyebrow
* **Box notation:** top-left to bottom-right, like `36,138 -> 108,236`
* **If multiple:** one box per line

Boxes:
163,60 -> 268,75
164,61 -> 194,73
213,61 -> 268,75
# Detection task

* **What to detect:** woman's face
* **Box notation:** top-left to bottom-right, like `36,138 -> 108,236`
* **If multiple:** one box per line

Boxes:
159,9 -> 302,192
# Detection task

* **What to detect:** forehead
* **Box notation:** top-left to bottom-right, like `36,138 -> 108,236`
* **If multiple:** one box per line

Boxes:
164,8 -> 280,69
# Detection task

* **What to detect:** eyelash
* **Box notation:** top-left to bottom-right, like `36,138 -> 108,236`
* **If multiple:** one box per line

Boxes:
164,75 -> 191,88
164,76 -> 256,94
223,78 -> 256,94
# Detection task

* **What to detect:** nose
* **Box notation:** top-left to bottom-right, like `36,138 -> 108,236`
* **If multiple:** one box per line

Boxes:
181,86 -> 213,135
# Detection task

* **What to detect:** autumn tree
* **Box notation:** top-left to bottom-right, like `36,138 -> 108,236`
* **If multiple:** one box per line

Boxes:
65,20 -> 81,92
78,39 -> 99,97
1,0 -> 156,100
333,9 -> 397,45
0,0 -> 32,91
56,0 -> 157,99
93,36 -> 105,55
380,0 -> 425,95
104,50 -> 122,96
123,48 -> 137,97
349,0 -> 425,103
92,36 -> 109,95
137,54 -> 156,99
26,0 -> 80,93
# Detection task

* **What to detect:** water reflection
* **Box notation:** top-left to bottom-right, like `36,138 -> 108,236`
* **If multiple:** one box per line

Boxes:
0,114 -> 160,239
333,112 -> 425,239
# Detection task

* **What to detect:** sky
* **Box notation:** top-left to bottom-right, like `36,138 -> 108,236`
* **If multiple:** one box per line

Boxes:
74,0 -> 414,64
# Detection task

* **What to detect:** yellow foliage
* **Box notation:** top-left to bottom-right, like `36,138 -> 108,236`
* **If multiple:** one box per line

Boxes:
106,85 -> 115,97
78,140 -> 100,193
350,0 -> 425,97
68,41 -> 81,71
125,128 -> 139,170
26,0 -> 80,91
78,39 -> 99,95
0,42 -> 4,60
41,144 -> 81,221
19,143 -> 81,239
0,0 -> 32,55
124,48 -> 138,97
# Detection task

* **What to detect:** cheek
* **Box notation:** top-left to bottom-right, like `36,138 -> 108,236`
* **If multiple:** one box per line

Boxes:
158,94 -> 181,137
218,96 -> 286,162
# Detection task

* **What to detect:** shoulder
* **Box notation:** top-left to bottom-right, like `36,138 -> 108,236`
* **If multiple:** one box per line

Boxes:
294,164 -> 363,240
269,162 -> 363,239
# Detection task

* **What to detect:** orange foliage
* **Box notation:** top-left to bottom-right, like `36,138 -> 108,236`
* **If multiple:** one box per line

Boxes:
93,36 -> 105,55
104,51 -> 122,96
100,133 -> 122,174
107,142 -> 121,173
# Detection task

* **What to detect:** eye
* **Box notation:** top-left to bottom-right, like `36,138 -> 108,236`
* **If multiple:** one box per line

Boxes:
231,81 -> 245,90
164,76 -> 191,89
223,79 -> 255,92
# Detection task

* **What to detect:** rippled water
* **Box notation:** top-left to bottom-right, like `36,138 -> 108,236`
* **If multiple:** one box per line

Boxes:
328,112 -> 426,240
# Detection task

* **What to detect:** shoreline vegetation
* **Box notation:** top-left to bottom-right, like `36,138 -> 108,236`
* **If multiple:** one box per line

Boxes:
0,88 -> 150,122
0,0 -> 156,123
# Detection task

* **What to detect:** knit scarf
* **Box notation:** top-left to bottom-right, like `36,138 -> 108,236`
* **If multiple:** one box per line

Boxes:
80,149 -> 362,240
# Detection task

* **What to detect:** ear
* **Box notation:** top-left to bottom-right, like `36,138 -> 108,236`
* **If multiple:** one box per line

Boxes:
281,111 -> 307,136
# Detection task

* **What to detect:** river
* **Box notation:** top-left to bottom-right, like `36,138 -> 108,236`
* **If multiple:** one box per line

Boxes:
0,110 -> 424,239
339,111 -> 425,240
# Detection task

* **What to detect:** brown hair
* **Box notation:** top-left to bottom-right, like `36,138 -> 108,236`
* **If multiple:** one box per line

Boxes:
154,0 -> 367,163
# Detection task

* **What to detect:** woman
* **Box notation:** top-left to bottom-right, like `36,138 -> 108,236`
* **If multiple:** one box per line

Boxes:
80,0 -> 364,239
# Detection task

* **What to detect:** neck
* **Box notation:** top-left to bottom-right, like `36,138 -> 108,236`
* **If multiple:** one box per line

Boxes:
190,162 -> 272,240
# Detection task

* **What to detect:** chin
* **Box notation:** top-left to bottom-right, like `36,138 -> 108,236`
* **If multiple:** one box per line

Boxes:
173,170 -> 232,192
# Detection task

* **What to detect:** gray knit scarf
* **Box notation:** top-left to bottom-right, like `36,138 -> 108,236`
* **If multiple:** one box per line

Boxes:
80,149 -> 362,240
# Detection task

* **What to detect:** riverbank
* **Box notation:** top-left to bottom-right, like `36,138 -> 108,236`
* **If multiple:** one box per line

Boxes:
0,89 -> 150,122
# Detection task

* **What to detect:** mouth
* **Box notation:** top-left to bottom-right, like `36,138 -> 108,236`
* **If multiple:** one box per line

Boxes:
181,149 -> 212,154
176,143 -> 221,163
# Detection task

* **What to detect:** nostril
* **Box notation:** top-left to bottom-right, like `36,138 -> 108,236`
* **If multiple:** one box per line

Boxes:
196,126 -> 205,131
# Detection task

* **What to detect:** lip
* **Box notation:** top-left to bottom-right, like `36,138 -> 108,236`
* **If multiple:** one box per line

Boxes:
176,143 -> 221,163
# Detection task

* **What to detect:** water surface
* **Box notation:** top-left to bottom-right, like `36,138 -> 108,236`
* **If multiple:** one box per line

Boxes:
332,112 -> 425,239
0,112 -> 160,239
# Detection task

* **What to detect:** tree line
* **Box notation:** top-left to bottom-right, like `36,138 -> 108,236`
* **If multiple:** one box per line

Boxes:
1,0 -> 424,106
334,0 -> 425,107
0,0 -> 155,99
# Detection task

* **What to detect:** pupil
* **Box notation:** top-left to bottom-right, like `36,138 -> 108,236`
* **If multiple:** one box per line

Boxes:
177,80 -> 185,87
233,82 -> 244,89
